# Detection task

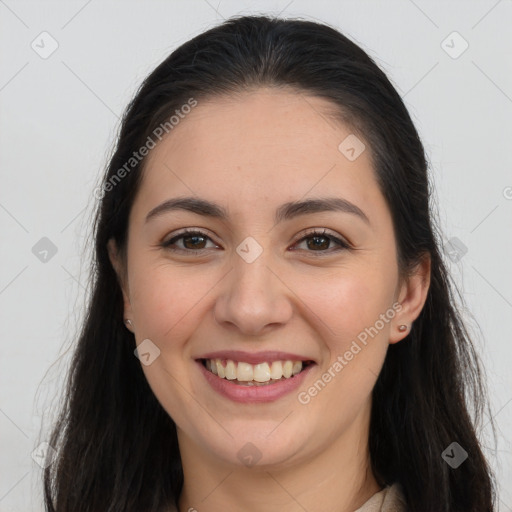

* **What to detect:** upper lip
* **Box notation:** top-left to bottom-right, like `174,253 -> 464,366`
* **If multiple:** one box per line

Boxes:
196,350 -> 315,365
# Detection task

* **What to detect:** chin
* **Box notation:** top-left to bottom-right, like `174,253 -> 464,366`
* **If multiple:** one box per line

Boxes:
194,424 -> 310,470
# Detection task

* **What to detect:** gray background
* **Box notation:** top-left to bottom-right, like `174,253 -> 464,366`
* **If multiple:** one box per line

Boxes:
0,0 -> 511,510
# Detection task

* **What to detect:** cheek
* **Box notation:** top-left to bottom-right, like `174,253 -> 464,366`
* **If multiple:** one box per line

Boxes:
297,270 -> 395,411
130,281 -> 171,335
128,263 -> 212,424
128,261 -> 219,345
298,265 -> 396,346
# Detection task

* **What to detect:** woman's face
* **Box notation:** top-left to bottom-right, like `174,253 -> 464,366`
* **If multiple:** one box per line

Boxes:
110,87 -> 429,470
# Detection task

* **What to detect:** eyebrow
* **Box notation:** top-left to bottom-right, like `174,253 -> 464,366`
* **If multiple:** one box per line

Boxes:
145,196 -> 370,225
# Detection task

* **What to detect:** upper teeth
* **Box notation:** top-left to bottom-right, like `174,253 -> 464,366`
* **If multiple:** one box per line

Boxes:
205,359 -> 304,382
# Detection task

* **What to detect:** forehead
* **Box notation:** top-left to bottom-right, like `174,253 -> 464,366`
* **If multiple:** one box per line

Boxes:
134,87 -> 385,224
146,87 -> 362,167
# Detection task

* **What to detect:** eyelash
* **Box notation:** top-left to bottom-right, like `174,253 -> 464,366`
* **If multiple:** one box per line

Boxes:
161,228 -> 351,256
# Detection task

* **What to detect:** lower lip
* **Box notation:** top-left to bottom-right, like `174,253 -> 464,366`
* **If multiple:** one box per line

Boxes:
196,360 -> 315,403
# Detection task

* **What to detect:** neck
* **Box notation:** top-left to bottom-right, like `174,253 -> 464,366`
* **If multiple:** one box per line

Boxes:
176,403 -> 381,512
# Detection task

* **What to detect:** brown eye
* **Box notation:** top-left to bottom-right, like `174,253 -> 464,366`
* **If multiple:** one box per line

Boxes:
305,234 -> 330,251
162,230 -> 218,253
180,233 -> 207,250
292,229 -> 350,254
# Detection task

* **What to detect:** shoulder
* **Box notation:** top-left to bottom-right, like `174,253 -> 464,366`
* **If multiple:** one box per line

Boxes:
355,482 -> 408,512
381,482 -> 407,511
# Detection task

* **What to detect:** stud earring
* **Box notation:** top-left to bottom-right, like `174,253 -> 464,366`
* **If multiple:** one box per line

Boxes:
398,324 -> 408,332
124,318 -> 133,330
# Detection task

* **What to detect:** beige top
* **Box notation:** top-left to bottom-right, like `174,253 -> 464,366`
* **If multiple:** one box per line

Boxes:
354,483 -> 407,512
169,482 -> 407,512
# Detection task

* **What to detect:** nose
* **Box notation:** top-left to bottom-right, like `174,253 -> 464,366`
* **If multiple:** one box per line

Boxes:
213,250 -> 294,336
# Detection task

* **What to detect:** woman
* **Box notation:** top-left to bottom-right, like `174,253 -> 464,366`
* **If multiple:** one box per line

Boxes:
42,14 -> 497,512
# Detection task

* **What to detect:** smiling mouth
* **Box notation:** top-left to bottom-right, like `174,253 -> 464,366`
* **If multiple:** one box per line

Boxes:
199,358 -> 314,386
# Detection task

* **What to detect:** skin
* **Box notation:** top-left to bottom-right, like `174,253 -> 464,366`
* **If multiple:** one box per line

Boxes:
109,87 -> 431,512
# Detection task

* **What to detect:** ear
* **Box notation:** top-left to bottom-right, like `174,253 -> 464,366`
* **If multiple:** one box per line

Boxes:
107,238 -> 133,323
389,252 -> 431,344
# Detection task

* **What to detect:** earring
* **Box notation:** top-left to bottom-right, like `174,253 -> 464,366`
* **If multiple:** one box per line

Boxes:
398,324 -> 408,332
124,318 -> 133,330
